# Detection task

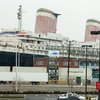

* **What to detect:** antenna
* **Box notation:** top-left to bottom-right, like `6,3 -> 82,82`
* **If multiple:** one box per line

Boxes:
17,5 -> 22,32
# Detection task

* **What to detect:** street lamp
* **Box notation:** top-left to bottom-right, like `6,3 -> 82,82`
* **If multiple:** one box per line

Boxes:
91,31 -> 100,100
81,45 -> 92,99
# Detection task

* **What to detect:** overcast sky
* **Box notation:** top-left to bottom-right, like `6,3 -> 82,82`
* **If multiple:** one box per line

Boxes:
0,0 -> 100,41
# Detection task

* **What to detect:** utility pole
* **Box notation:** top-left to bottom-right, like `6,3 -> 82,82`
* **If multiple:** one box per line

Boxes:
67,41 -> 71,85
82,45 -> 92,99
91,31 -> 100,100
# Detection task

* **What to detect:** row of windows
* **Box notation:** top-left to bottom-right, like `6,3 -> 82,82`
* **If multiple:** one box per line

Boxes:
79,62 -> 98,66
35,60 -> 99,67
47,46 -> 99,57
36,61 -> 44,65
63,62 -> 78,66
35,60 -> 78,66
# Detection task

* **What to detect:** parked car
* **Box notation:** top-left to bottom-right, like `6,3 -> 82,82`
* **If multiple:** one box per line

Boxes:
57,94 -> 69,100
57,92 -> 85,100
31,81 -> 40,85
95,96 -> 98,100
68,96 -> 80,100
73,93 -> 85,100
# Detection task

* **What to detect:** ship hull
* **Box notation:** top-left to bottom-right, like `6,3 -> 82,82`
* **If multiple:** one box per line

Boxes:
0,51 -> 46,67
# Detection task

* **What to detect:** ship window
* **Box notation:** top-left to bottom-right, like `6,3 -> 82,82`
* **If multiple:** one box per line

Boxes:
74,62 -> 78,66
37,41 -> 41,44
63,61 -> 68,66
80,62 -> 83,66
91,62 -> 94,66
36,61 -> 43,65
38,47 -> 40,49
39,34 -> 41,37
57,62 -> 59,65
71,62 -> 74,66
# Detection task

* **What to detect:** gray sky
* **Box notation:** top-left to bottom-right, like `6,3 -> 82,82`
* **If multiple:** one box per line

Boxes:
0,0 -> 100,41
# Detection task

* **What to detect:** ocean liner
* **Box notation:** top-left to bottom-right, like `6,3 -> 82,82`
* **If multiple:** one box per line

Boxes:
0,6 -> 69,68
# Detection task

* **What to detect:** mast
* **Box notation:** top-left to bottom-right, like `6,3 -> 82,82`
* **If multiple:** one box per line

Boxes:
15,5 -> 22,92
